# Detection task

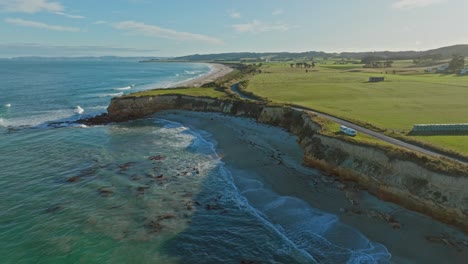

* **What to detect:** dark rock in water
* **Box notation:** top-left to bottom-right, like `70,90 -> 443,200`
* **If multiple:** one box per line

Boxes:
77,113 -> 112,126
144,220 -> 163,233
66,176 -> 80,183
98,187 -> 113,197
109,204 -> 125,209
157,214 -> 175,221
149,155 -> 165,161
45,205 -> 63,213
185,201 -> 193,210
119,162 -> 136,172
136,186 -> 150,194
46,121 -> 74,128
205,204 -> 224,210
144,214 -> 176,234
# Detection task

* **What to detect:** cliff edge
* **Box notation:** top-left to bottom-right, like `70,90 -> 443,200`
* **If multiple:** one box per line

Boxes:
104,94 -> 468,232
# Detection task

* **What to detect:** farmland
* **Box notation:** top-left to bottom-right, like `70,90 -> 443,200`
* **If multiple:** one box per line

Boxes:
245,62 -> 468,155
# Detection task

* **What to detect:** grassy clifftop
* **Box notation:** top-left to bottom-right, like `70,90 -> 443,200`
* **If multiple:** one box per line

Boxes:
126,87 -> 232,99
245,62 -> 468,156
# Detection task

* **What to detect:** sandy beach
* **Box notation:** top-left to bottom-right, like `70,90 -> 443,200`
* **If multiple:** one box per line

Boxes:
156,110 -> 468,264
173,63 -> 233,88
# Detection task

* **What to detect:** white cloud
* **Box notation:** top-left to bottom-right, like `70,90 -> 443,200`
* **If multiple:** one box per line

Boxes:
5,17 -> 80,32
93,20 -> 108,25
272,9 -> 283,16
229,11 -> 241,19
392,0 -> 447,9
54,11 -> 84,19
0,0 -> 84,18
0,0 -> 63,13
113,21 -> 223,45
232,20 -> 290,33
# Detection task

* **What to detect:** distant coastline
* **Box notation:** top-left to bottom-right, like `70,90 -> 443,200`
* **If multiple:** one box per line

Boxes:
171,63 -> 233,88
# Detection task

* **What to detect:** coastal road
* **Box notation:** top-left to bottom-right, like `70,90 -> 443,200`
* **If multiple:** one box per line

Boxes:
230,84 -> 467,165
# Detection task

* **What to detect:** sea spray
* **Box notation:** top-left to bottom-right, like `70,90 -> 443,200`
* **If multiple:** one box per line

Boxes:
98,92 -> 124,98
75,106 -> 84,114
113,86 -> 132,91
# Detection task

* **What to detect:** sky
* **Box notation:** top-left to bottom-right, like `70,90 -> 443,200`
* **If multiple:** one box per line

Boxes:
0,0 -> 467,57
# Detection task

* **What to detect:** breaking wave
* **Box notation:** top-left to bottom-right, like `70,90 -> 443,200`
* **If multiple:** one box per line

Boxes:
98,92 -> 123,98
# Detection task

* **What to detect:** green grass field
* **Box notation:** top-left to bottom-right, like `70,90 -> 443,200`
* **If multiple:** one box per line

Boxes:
246,63 -> 468,155
127,87 -> 231,99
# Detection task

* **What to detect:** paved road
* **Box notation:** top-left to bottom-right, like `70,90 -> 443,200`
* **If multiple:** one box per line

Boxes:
230,84 -> 467,164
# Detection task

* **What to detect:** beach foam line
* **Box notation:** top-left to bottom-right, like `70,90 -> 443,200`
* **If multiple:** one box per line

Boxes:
157,112 -> 390,263
150,117 -> 318,262
184,70 -> 203,75
236,175 -> 391,263
98,92 -> 123,98
154,118 -> 391,264
113,86 -> 132,91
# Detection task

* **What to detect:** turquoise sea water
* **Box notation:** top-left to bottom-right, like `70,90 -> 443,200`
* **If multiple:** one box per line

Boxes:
0,60 -> 391,263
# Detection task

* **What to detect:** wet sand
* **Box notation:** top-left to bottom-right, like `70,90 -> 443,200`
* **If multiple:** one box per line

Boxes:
173,63 -> 233,88
156,110 -> 468,264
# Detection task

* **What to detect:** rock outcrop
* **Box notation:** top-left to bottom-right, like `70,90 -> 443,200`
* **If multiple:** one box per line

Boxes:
106,94 -> 468,232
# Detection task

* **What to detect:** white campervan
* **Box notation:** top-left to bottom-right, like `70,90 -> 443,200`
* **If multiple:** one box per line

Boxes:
340,125 -> 357,136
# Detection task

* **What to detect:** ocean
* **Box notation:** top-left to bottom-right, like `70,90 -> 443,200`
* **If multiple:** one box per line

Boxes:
0,60 -> 391,263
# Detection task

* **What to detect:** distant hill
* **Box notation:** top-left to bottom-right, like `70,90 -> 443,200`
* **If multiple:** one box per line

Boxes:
171,51 -> 332,62
172,44 -> 468,62
173,51 -> 334,62
424,45 -> 468,58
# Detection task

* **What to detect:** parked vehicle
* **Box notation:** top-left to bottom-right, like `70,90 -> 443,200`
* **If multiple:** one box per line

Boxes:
340,125 -> 357,136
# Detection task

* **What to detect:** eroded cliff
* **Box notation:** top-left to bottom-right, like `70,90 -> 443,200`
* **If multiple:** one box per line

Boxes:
106,94 -> 468,232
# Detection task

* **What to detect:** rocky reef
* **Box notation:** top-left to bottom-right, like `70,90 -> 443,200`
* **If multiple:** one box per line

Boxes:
99,94 -> 468,232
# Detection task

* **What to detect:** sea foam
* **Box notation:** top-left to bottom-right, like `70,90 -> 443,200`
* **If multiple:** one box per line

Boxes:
75,106 -> 84,114
236,175 -> 392,264
98,92 -> 124,98
113,86 -> 132,91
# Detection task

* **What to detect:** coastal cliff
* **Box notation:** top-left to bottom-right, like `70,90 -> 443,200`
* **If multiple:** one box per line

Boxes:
106,94 -> 468,232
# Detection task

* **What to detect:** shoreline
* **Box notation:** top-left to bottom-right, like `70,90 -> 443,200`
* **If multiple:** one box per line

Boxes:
155,110 -> 468,263
102,94 -> 468,231
171,63 -> 233,88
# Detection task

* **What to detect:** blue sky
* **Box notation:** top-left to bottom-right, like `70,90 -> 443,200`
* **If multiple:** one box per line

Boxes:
0,0 -> 467,57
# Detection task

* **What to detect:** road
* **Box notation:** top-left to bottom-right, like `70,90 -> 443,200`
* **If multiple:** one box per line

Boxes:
230,84 -> 467,164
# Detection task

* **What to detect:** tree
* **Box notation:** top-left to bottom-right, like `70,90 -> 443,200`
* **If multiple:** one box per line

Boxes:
448,54 -> 465,72
361,55 -> 385,65
384,60 -> 394,68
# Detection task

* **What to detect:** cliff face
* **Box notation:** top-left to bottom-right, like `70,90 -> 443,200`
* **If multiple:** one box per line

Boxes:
107,94 -> 468,232
107,95 -> 264,122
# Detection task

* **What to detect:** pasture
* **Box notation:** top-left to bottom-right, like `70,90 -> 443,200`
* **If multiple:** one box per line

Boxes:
246,62 -> 468,155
